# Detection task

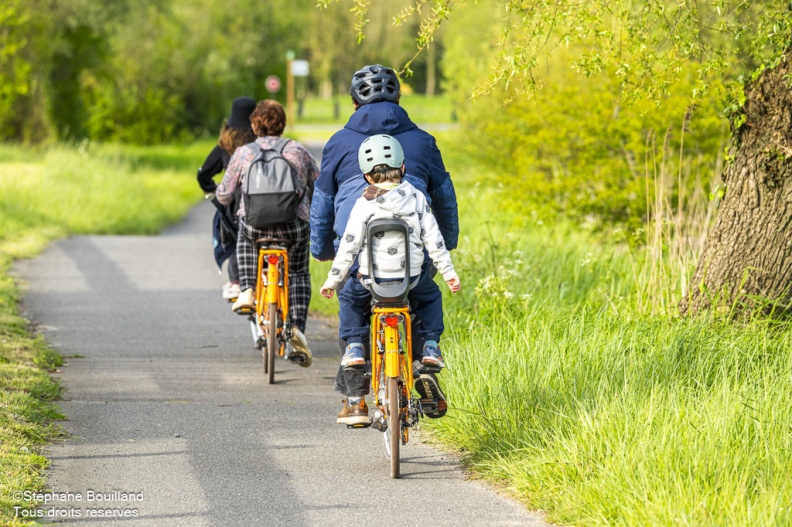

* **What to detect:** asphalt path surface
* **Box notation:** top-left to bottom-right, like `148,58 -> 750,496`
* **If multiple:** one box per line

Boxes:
14,145 -> 547,526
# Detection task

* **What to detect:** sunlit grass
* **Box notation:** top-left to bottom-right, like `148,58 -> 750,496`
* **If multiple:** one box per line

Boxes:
423,162 -> 792,526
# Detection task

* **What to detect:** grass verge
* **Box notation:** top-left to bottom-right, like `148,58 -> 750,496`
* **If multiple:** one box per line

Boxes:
0,142 -> 204,526
421,148 -> 792,526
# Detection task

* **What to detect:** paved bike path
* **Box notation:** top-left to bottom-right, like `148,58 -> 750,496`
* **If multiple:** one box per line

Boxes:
15,200 -> 548,526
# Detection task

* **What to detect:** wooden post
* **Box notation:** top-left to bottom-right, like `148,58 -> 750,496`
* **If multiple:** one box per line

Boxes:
286,50 -> 295,130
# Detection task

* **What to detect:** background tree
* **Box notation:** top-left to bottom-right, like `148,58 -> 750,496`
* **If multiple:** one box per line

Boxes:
330,0 -> 792,318
0,0 -> 56,143
312,0 -> 443,100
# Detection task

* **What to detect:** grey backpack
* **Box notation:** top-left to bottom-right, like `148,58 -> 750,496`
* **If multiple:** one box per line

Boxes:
243,139 -> 304,228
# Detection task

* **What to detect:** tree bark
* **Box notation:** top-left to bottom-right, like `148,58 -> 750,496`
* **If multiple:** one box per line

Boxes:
680,51 -> 792,317
426,45 -> 436,98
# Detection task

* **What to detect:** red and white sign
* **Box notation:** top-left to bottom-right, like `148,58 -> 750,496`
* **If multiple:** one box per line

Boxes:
265,75 -> 281,94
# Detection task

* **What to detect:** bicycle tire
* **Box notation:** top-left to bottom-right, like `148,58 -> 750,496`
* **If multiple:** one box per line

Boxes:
267,303 -> 277,384
388,376 -> 400,479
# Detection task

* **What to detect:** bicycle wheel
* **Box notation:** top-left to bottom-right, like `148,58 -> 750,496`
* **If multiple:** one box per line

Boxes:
267,303 -> 277,384
388,376 -> 400,479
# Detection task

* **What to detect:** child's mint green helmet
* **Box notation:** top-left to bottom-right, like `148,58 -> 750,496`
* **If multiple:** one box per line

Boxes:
358,134 -> 405,174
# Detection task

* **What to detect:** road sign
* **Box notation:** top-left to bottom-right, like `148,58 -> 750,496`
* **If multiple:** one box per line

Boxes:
291,60 -> 309,77
266,75 -> 281,94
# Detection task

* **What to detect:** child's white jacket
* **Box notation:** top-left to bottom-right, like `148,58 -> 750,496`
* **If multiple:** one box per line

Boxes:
323,180 -> 457,290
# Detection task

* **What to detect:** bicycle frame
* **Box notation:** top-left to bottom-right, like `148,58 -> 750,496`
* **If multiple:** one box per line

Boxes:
254,244 -> 290,384
370,303 -> 414,469
371,305 -> 413,399
254,246 -> 289,345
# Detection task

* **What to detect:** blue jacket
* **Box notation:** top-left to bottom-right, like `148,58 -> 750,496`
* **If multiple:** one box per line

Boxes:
310,102 -> 459,261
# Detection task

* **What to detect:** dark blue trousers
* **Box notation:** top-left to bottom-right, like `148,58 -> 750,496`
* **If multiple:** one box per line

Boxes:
334,261 -> 444,397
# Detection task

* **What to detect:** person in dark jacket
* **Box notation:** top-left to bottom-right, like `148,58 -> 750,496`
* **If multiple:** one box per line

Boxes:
197,96 -> 257,300
310,64 -> 460,424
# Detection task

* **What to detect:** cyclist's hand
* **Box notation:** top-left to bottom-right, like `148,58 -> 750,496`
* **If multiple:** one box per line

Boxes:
320,287 -> 335,299
446,276 -> 461,293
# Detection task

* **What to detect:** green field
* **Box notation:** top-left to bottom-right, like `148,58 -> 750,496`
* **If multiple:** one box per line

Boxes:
1,132 -> 791,526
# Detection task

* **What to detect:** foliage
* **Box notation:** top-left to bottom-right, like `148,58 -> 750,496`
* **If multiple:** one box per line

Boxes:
1,0 -> 445,144
440,6 -> 727,229
0,0 -> 53,144
332,0 -> 792,103
311,0 -> 441,102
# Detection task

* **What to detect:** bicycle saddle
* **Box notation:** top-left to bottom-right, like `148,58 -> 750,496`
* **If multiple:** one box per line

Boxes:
255,237 -> 292,248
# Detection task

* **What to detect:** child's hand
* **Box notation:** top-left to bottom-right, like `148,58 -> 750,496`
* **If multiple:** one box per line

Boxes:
446,276 -> 461,293
320,286 -> 335,299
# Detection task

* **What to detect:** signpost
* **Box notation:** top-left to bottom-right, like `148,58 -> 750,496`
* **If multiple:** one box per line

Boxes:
291,60 -> 309,77
285,52 -> 309,127
286,51 -> 295,128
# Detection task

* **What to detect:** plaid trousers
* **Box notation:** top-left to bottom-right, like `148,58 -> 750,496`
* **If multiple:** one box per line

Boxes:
237,218 -> 311,332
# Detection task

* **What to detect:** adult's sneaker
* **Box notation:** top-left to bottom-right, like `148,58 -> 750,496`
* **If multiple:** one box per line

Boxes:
287,328 -> 312,368
231,288 -> 255,312
222,281 -> 241,300
336,399 -> 370,425
414,373 -> 447,418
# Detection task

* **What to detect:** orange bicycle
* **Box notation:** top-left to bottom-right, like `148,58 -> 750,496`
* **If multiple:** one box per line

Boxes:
238,237 -> 295,384
360,219 -> 438,478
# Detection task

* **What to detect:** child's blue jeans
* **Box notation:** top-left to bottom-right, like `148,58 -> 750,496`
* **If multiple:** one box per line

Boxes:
334,261 -> 444,397
338,265 -> 443,345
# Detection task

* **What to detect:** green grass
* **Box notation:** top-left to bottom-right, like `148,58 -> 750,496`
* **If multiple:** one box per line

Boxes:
419,155 -> 792,526
0,142 -> 202,526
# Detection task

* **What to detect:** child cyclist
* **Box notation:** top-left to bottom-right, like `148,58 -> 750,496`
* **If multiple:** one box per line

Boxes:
320,134 -> 461,425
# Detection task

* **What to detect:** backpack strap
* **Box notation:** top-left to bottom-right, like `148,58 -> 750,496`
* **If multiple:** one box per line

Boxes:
270,137 -> 307,199
271,137 -> 291,154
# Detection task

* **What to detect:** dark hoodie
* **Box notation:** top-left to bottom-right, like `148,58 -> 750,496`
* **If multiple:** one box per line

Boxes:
310,101 -> 459,261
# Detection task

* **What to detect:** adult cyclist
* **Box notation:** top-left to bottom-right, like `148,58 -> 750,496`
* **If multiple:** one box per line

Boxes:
309,64 -> 460,425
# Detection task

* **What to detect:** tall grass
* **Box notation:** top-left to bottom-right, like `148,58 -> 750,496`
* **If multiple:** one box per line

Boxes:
424,131 -> 792,526
632,116 -> 725,315
0,142 -> 201,526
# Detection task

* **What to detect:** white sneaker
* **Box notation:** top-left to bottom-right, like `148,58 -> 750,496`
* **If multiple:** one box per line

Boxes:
288,328 -> 312,368
231,288 -> 255,312
222,282 -> 241,300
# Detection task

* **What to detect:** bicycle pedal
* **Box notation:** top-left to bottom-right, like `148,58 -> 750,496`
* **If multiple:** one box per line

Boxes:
417,364 -> 442,375
419,399 -> 438,411
346,422 -> 371,429
234,307 -> 254,315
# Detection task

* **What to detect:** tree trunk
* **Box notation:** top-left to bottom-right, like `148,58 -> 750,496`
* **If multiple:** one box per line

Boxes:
680,51 -> 792,317
426,45 -> 436,98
